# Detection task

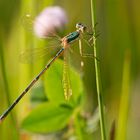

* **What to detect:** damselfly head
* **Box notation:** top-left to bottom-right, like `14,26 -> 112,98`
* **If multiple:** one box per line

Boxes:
76,23 -> 87,33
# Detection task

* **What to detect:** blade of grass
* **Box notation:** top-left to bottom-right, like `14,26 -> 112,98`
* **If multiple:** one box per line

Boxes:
90,0 -> 106,140
116,49 -> 131,140
0,39 -> 16,125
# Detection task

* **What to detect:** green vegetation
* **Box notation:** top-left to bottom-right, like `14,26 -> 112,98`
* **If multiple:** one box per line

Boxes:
0,0 -> 139,140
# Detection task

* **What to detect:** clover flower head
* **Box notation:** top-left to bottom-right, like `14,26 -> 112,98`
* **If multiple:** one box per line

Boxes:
34,6 -> 68,38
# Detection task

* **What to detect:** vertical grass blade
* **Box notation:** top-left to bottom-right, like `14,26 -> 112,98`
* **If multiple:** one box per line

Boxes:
116,49 -> 131,140
0,40 -> 16,125
90,0 -> 106,140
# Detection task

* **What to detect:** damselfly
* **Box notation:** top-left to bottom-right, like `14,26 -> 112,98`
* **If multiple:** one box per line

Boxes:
0,23 -> 95,122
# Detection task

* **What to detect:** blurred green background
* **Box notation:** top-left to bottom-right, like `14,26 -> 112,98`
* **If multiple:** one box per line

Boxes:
0,0 -> 140,140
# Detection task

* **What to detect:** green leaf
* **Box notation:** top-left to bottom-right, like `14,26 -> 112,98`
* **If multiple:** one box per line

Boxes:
44,59 -> 83,104
21,103 -> 73,133
44,59 -> 64,103
30,82 -> 48,104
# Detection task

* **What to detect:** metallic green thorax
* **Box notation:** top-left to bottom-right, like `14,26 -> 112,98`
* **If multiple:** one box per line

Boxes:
66,31 -> 80,43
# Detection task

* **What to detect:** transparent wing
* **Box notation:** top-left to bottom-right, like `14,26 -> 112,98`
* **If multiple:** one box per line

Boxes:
19,44 -> 62,63
20,16 -> 62,64
62,49 -> 72,100
21,13 -> 35,32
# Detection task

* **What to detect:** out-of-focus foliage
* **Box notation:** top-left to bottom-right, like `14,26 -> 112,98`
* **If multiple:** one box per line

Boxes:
0,0 -> 20,36
22,102 -> 73,133
0,0 -> 140,140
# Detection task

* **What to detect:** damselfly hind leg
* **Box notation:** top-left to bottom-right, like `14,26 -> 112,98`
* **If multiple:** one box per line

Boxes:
78,38 -> 99,61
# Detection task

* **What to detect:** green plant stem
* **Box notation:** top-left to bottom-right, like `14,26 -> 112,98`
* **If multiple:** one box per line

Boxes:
90,0 -> 106,140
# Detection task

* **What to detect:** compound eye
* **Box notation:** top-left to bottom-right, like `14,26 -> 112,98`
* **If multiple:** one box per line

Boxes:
76,23 -> 82,28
